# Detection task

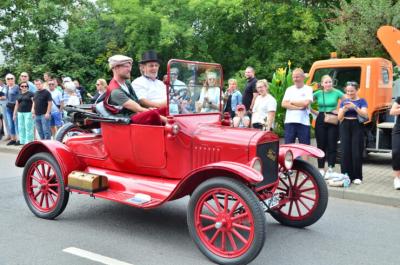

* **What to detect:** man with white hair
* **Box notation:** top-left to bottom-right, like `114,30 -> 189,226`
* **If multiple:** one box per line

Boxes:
4,73 -> 20,145
131,50 -> 167,108
19,72 -> 36,93
103,54 -> 166,125
281,68 -> 313,144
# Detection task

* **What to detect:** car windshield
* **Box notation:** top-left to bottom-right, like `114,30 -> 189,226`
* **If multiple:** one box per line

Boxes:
167,60 -> 223,115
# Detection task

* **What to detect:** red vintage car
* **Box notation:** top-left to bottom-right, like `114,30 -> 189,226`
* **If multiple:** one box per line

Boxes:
16,59 -> 328,265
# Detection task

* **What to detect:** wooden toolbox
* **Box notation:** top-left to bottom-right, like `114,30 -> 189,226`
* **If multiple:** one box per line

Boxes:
68,171 -> 108,192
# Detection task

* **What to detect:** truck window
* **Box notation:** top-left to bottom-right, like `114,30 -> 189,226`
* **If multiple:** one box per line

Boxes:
312,67 -> 361,91
381,68 -> 389,84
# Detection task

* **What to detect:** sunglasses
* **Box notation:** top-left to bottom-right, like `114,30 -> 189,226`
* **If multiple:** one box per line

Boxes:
48,83 -> 55,86
346,81 -> 358,87
96,83 -> 101,86
6,78 -> 14,80
20,85 -> 28,88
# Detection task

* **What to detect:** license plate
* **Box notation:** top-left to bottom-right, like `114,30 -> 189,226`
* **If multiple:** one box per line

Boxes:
262,193 -> 281,210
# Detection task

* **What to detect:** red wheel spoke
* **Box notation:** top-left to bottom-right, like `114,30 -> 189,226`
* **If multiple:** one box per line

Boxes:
293,170 -> 300,187
47,174 -> 55,183
39,193 -> 45,206
294,200 -> 302,216
46,166 -> 51,179
200,214 -> 216,221
232,222 -> 251,231
204,201 -> 219,216
288,173 -> 294,188
48,183 -> 59,188
288,200 -> 294,216
297,175 -> 310,189
45,193 -> 50,209
48,192 -> 56,204
277,186 -> 288,193
299,187 -> 315,193
31,174 -> 42,183
279,177 -> 290,189
298,198 -> 311,212
232,212 -> 248,222
40,164 -> 46,179
221,231 -> 226,251
229,200 -> 240,217
33,190 -> 42,200
209,229 -> 221,244
201,223 -> 216,232
34,167 -> 44,180
231,228 -> 248,244
300,194 -> 316,202
48,188 -> 58,197
29,185 -> 39,189
212,194 -> 222,212
224,193 -> 228,214
227,232 -> 238,251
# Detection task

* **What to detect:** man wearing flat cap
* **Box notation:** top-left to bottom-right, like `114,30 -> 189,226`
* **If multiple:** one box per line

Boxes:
131,50 -> 167,108
103,54 -> 166,125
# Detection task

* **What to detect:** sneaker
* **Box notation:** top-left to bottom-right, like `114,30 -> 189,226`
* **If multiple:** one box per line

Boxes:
14,141 -> 21,146
324,167 -> 334,180
353,179 -> 362,185
328,179 -> 344,187
394,178 -> 400,190
319,169 -> 325,177
6,140 -> 16,146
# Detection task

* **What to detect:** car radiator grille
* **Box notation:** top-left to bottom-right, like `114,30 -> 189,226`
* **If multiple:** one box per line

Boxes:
256,141 -> 279,188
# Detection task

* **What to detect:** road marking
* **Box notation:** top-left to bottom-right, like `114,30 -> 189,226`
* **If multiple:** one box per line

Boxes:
63,247 -> 134,265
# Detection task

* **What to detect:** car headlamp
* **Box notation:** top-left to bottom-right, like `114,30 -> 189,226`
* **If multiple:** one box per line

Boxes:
284,150 -> 294,169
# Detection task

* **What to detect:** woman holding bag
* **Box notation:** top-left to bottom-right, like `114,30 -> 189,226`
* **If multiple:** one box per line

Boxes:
312,75 -> 345,177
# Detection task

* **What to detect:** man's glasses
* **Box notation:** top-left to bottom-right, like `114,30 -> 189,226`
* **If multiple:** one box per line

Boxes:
20,85 -> 28,88
6,78 -> 14,80
20,75 -> 28,78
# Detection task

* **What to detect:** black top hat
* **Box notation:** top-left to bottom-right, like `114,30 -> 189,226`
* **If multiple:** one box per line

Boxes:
139,50 -> 160,64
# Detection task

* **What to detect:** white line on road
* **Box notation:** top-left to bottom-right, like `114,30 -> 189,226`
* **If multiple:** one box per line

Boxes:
63,247 -> 134,265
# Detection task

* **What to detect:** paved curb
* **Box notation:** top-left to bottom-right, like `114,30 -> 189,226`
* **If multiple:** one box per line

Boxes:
328,187 -> 400,208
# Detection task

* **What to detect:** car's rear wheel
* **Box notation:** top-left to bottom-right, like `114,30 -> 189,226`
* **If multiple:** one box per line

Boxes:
270,159 -> 328,228
187,177 -> 265,265
22,152 -> 69,219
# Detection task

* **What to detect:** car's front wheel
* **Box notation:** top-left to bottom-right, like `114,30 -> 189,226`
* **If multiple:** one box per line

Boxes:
187,177 -> 266,265
22,152 -> 69,219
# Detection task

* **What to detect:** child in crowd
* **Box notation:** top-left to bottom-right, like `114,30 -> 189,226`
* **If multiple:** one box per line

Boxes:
232,104 -> 250,128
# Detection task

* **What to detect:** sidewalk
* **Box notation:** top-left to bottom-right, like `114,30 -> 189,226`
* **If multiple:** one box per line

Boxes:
1,138 -> 399,207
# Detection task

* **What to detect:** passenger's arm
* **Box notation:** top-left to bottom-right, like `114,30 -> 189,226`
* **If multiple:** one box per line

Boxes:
390,102 -> 400,116
123,99 -> 148,113
139,98 -> 167,108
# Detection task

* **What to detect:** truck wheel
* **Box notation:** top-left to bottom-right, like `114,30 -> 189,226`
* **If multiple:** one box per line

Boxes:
187,177 -> 266,265
270,160 -> 328,228
22,152 -> 69,219
55,122 -> 89,143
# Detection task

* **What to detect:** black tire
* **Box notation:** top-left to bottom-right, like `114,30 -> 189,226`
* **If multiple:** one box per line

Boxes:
55,122 -> 89,143
270,159 -> 328,228
22,152 -> 69,219
187,177 -> 266,265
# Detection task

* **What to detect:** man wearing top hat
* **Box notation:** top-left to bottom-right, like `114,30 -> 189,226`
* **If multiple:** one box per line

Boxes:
103,54 -> 166,125
132,50 -> 167,108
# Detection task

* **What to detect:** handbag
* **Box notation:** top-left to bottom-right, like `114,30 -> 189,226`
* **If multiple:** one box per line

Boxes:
324,112 -> 339,125
322,91 -> 339,125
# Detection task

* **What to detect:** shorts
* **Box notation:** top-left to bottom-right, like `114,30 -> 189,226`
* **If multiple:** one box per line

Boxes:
284,123 -> 311,144
50,111 -> 63,127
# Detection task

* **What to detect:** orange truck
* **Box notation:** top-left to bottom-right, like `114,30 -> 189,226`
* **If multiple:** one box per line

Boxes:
307,25 -> 400,155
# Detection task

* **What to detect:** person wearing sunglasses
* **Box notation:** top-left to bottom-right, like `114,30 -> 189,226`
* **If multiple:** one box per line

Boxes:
337,81 -> 368,185
88,79 -> 108,104
4,73 -> 20,145
13,82 -> 34,145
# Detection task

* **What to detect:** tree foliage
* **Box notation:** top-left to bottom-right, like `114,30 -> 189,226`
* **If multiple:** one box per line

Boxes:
326,0 -> 400,58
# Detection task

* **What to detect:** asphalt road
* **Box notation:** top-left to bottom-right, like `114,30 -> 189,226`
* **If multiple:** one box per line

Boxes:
0,152 -> 399,265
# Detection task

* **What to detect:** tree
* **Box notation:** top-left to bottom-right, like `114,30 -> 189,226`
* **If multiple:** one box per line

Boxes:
326,0 -> 400,58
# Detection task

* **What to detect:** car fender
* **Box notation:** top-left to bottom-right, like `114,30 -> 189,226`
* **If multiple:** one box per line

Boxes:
169,161 -> 263,200
279,143 -> 325,164
15,140 -> 85,183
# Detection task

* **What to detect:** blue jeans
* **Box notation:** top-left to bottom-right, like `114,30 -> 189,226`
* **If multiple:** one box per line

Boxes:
35,115 -> 51,140
6,106 -> 18,136
284,123 -> 310,144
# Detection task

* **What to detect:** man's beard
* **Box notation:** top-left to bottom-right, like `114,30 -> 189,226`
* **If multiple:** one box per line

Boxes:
145,71 -> 158,80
